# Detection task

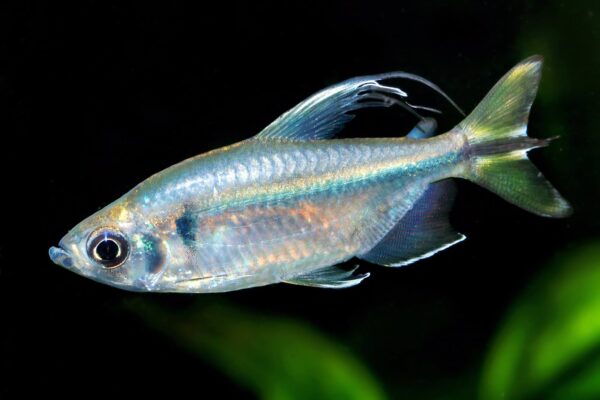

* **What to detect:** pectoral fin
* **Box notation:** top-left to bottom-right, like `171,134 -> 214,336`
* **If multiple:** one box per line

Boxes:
284,265 -> 369,289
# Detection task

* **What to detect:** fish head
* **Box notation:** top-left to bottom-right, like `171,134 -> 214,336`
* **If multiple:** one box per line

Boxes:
49,201 -> 169,291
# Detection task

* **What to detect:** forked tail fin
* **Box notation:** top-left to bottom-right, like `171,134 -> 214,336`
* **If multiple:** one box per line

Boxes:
456,55 -> 572,218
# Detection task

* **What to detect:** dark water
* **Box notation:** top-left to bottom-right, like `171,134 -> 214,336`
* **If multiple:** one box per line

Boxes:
3,1 -> 599,399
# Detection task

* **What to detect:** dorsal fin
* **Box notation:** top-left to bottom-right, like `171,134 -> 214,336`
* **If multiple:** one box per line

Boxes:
254,72 -> 462,142
358,180 -> 465,267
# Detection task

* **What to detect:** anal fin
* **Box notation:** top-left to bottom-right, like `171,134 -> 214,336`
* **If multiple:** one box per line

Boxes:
359,180 -> 465,267
284,265 -> 369,289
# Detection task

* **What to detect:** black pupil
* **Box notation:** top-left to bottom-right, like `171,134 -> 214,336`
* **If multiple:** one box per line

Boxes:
96,239 -> 120,261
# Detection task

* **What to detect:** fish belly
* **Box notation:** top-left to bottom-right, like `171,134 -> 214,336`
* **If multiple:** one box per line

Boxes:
179,177 -> 423,290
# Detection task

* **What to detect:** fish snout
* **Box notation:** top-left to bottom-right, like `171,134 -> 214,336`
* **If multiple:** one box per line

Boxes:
49,245 -> 74,269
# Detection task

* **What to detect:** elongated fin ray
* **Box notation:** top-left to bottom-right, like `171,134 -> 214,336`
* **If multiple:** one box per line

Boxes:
255,72 -> 462,142
284,265 -> 369,289
373,71 -> 465,116
359,180 -> 465,267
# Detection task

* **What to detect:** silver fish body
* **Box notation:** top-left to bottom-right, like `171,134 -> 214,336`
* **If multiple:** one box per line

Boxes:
130,135 -> 464,292
50,56 -> 571,292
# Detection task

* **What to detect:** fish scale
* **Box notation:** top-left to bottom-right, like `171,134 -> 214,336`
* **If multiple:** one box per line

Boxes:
121,137 -> 462,291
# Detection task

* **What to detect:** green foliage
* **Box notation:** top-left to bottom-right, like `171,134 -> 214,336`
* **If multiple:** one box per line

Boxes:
128,300 -> 386,400
480,243 -> 600,400
516,0 -> 600,231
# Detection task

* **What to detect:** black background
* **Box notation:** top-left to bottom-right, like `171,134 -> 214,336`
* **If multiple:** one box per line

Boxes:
1,1 -> 596,399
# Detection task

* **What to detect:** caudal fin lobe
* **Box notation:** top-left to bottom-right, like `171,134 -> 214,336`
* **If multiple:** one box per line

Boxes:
456,55 -> 572,218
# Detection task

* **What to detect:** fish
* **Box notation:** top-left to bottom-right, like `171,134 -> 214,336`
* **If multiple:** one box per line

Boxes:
49,56 -> 571,293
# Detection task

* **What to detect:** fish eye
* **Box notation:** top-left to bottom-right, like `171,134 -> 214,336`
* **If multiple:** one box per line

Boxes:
87,229 -> 129,269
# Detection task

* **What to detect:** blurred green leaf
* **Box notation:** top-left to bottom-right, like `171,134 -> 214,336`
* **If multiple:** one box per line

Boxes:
480,243 -> 600,400
128,300 -> 386,400
516,0 -> 600,230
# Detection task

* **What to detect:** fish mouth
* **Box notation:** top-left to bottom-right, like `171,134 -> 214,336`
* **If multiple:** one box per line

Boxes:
49,245 -> 75,269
